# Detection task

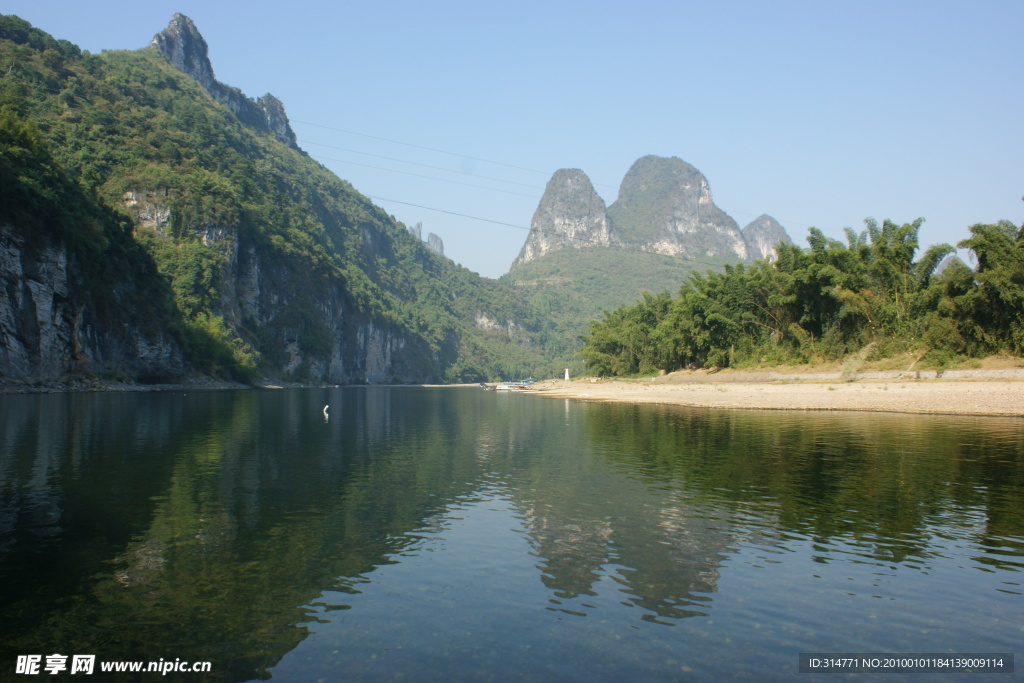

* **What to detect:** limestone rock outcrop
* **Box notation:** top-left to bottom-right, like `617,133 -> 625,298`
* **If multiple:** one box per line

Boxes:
0,224 -> 184,382
742,214 -> 793,261
513,169 -> 615,268
151,13 -> 297,147
427,232 -> 444,256
511,155 -> 792,269
607,155 -> 749,261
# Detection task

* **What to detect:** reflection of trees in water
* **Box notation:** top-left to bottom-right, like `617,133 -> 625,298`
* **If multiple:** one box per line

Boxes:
511,401 -> 1024,623
579,402 -> 1024,570
2,390 -> 1022,679
0,389 -> 511,681
0,393 -> 183,629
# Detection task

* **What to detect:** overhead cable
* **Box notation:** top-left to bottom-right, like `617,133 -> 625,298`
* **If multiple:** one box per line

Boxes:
300,139 -> 544,190
368,194 -> 729,271
293,119 -> 551,176
310,153 -> 540,199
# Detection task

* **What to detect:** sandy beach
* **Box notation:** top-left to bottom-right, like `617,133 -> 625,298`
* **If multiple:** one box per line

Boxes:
527,374 -> 1024,417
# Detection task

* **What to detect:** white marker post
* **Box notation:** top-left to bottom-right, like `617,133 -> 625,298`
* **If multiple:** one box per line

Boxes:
564,368 -> 569,381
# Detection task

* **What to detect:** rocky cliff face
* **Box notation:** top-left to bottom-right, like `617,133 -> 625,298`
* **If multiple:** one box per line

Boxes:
143,16 -> 438,383
742,214 -> 792,261
151,14 -> 297,147
121,192 -> 433,384
513,169 -> 615,268
511,156 -> 791,269
232,241 -> 430,385
427,232 -> 444,256
0,223 -> 184,382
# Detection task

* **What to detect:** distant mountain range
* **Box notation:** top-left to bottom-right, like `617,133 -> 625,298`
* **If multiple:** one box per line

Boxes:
512,155 -> 792,270
502,156 -> 794,368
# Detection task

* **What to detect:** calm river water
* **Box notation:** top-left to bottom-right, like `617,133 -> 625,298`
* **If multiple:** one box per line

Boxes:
1,387 -> 1021,681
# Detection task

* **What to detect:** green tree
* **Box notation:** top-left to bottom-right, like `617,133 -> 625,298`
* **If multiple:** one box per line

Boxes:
955,220 -> 1024,354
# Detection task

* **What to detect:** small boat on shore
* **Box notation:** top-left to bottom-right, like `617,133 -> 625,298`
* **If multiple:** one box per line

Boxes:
487,378 -> 534,391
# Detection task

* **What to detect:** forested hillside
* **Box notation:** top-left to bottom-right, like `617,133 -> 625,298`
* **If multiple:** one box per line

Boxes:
580,218 -> 1024,375
1,109 -> 187,380
0,14 -> 557,384
502,247 -> 737,374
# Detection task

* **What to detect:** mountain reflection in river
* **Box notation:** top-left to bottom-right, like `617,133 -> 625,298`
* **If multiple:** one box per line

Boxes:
1,388 -> 1021,681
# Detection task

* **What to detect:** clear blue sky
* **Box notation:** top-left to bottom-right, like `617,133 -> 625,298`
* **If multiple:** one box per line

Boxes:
8,1 -> 1024,279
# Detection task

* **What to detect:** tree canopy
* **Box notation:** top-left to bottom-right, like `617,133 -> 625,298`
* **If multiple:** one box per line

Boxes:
580,217 -> 1024,375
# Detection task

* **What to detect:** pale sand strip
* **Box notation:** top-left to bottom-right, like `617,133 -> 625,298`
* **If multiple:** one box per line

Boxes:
527,378 -> 1024,417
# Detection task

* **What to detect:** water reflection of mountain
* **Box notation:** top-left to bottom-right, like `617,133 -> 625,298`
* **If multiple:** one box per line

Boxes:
513,399 -> 1024,625
517,476 -> 734,621
2,390 -> 1021,681
474,395 -> 738,621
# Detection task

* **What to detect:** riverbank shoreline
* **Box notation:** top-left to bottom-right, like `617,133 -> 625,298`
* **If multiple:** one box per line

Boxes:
4,371 -> 1023,418
527,373 -> 1024,417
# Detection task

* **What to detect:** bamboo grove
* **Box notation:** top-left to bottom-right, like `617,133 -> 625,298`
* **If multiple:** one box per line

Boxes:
580,218 -> 1024,375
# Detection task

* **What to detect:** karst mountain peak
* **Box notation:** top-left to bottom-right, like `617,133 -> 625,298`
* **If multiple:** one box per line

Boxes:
512,155 -> 792,270
150,13 -> 297,147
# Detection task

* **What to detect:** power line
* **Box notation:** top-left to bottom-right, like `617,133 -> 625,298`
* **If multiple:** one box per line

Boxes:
5,62 -> 814,238
294,119 -> 619,191
5,58 -> 818,232
292,119 -> 836,226
7,63 -> 794,228
300,139 -> 544,190
368,195 -> 532,231
293,120 -> 813,224
293,119 -> 552,176
296,117 -> 821,229
369,195 -> 730,271
310,153 -> 540,199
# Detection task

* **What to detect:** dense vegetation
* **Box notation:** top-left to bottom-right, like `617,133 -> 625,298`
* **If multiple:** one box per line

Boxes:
0,109 -> 183,346
0,14 -> 558,382
580,218 -> 1024,375
503,246 -> 736,373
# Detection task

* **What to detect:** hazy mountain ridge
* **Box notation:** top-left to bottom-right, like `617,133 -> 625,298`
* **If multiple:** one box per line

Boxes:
741,214 -> 792,261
